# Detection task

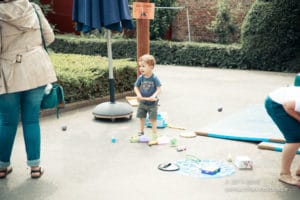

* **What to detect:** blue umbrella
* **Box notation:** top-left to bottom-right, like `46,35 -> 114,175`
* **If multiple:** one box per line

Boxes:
72,0 -> 134,120
72,0 -> 101,33
72,0 -> 133,33
101,0 -> 134,32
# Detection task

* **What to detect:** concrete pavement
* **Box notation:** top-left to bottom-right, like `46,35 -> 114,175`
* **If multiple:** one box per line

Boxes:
1,65 -> 299,200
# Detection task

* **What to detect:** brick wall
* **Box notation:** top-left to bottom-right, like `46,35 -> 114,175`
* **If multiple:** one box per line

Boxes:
42,0 -> 255,43
172,0 -> 255,42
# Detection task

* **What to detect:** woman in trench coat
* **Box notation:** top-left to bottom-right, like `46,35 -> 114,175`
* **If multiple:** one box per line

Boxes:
0,0 -> 57,178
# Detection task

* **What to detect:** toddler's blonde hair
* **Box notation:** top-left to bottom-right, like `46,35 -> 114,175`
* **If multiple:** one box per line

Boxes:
138,54 -> 156,68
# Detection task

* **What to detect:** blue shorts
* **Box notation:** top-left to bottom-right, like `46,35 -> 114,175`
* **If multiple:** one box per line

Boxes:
265,96 -> 300,143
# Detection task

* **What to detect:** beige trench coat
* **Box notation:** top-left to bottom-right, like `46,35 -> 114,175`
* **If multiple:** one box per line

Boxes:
0,0 -> 57,95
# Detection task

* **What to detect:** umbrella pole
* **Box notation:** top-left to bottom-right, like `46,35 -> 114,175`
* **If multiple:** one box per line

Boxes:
92,29 -> 133,120
106,29 -> 115,103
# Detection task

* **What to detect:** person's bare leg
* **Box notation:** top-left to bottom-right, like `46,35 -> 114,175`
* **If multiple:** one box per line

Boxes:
139,118 -> 145,133
294,144 -> 300,176
151,119 -> 157,133
279,143 -> 300,185
150,119 -> 157,140
151,119 -> 157,134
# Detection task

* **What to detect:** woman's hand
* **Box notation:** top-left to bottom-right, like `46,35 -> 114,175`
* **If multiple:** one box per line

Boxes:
283,101 -> 300,122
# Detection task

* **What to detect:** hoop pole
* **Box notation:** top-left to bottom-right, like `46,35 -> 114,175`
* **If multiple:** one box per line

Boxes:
136,0 -> 150,77
185,6 -> 191,42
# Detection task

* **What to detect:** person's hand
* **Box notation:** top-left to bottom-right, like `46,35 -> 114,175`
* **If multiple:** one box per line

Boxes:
136,95 -> 143,101
139,96 -> 157,101
148,96 -> 158,101
283,101 -> 300,122
282,101 -> 295,112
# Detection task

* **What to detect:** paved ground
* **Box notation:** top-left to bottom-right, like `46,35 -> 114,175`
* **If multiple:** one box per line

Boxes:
1,65 -> 300,200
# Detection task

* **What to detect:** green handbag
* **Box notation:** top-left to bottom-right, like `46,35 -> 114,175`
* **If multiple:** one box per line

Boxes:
41,83 -> 65,118
34,6 -> 65,118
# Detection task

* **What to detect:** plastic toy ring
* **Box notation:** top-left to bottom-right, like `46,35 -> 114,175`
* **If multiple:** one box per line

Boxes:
158,162 -> 180,171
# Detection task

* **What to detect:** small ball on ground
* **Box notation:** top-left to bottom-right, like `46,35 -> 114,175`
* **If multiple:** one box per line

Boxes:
61,125 -> 67,131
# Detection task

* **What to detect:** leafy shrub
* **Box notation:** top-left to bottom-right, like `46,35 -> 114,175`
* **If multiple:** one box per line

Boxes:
127,0 -> 177,40
207,0 -> 237,44
50,53 -> 136,103
30,0 -> 52,15
241,0 -> 300,71
149,0 -> 178,40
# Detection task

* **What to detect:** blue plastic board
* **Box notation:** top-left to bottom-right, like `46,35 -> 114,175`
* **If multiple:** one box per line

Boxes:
197,105 -> 285,142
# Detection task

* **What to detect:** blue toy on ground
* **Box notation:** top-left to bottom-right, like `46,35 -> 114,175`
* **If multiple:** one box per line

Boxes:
145,113 -> 167,128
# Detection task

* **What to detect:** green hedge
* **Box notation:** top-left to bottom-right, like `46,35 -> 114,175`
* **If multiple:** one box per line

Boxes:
50,35 -> 136,59
50,35 -> 244,69
50,53 -> 136,103
151,41 -> 243,68
51,27 -> 300,72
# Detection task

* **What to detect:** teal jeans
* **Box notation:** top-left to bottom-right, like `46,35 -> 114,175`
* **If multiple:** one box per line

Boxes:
265,96 -> 300,143
0,86 -> 45,168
